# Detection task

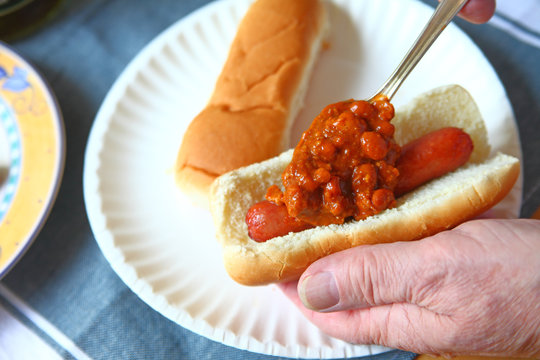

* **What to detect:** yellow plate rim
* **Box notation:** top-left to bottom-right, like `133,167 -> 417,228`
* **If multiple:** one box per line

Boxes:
0,40 -> 65,278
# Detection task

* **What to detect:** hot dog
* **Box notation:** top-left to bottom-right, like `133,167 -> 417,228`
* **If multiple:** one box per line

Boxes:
247,127 -> 474,242
394,127 -> 474,196
246,200 -> 314,242
209,85 -> 520,286
175,0 -> 328,207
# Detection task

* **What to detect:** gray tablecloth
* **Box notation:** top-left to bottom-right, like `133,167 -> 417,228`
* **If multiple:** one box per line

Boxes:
1,0 -> 539,359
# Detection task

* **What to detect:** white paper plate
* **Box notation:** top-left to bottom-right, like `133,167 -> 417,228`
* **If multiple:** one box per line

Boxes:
83,0 -> 522,358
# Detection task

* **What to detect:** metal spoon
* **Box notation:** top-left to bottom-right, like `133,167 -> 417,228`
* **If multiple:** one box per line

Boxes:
368,0 -> 468,102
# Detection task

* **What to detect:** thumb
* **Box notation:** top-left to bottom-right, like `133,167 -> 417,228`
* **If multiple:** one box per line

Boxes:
291,237 -> 460,351
298,239 -> 432,312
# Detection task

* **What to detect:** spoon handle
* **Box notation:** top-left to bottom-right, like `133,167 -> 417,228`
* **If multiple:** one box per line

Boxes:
369,0 -> 468,102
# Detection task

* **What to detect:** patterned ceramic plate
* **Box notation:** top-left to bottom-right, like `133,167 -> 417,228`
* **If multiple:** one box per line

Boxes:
0,42 -> 65,278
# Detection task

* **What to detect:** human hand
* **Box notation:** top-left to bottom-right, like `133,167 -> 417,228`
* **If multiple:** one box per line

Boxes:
279,219 -> 540,358
456,0 -> 496,24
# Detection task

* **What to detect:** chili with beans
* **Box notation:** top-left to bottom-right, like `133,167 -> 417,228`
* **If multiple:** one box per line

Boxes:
265,95 -> 401,226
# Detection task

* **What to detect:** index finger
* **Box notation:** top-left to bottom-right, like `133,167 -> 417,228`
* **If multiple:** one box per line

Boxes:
458,0 -> 496,24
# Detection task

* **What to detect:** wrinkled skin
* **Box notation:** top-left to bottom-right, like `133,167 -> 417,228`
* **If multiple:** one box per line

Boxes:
279,219 -> 540,358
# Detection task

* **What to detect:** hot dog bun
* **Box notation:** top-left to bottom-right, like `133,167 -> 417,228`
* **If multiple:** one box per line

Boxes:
209,85 -> 520,286
175,0 -> 329,207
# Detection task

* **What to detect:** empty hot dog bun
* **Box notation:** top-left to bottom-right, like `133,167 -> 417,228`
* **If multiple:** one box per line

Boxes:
210,85 -> 520,286
175,0 -> 329,207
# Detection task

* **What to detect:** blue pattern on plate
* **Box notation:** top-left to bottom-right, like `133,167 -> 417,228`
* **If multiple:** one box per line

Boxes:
2,66 -> 30,92
0,97 -> 22,222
